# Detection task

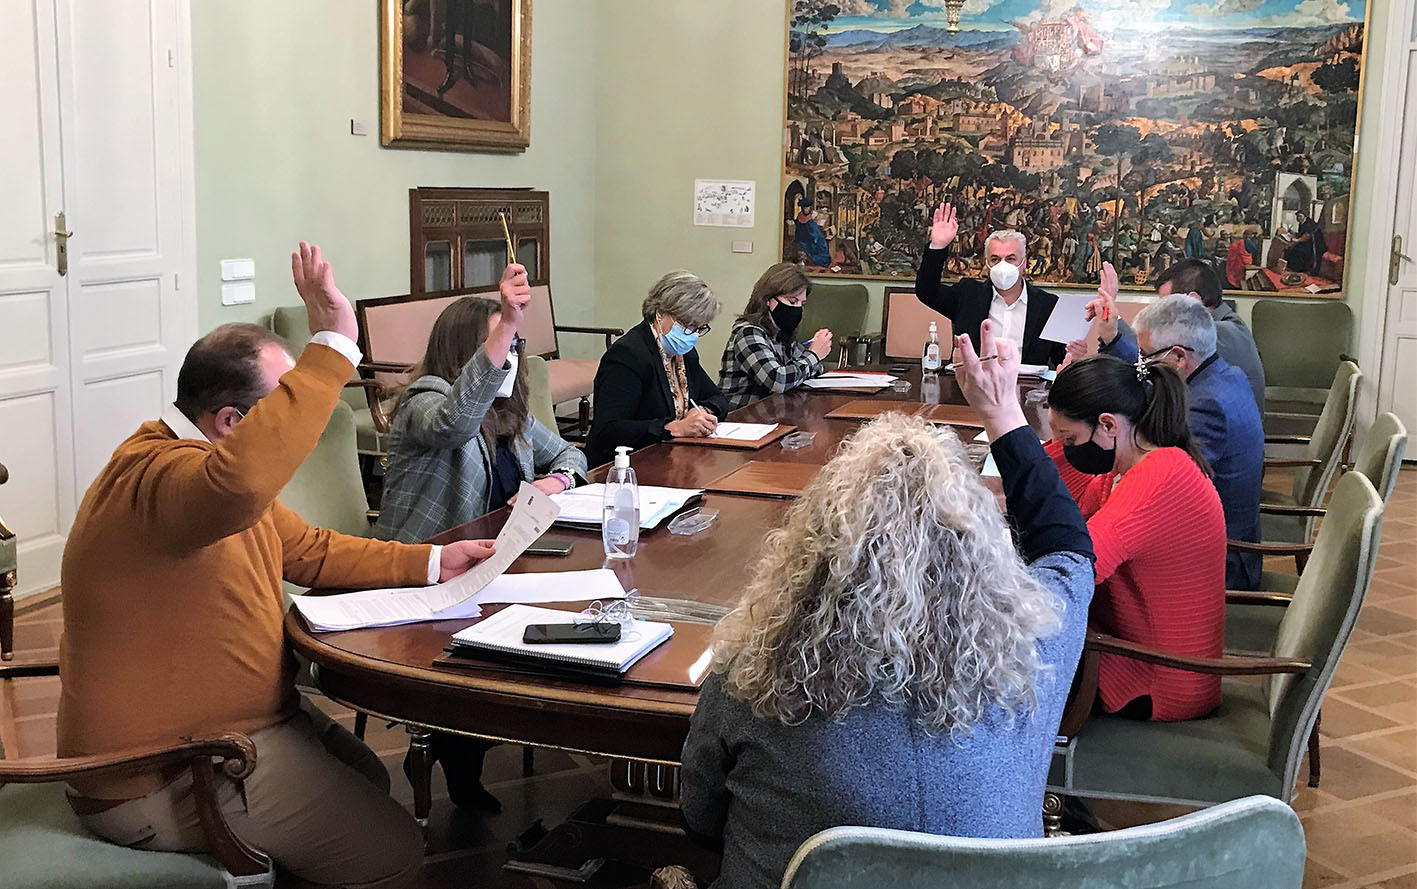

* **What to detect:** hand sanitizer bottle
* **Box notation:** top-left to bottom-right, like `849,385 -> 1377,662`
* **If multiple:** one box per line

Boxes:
922,321 -> 943,373
602,446 -> 640,559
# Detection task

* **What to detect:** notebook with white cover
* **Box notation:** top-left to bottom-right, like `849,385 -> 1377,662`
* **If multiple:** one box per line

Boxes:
550,484 -> 702,530
450,604 -> 674,673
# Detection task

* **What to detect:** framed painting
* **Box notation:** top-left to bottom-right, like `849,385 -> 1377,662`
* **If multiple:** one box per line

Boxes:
381,0 -> 532,152
782,0 -> 1368,297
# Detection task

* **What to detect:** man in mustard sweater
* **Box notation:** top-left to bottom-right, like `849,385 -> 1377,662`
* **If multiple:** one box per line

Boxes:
56,243 -> 494,889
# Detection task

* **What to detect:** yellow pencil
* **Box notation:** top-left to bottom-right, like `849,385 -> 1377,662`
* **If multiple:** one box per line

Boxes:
499,211 -> 517,265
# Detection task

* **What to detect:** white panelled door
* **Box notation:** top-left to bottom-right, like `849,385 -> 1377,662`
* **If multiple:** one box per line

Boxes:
0,0 -> 194,597
1380,18 -> 1417,435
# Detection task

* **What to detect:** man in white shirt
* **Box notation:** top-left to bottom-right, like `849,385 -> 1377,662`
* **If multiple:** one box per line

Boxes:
914,203 -> 1069,366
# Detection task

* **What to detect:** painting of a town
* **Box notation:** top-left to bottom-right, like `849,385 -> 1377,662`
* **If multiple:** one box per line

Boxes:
782,0 -> 1366,296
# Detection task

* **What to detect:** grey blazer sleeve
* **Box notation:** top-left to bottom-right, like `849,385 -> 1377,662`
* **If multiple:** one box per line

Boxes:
401,348 -> 511,449
525,416 -> 588,481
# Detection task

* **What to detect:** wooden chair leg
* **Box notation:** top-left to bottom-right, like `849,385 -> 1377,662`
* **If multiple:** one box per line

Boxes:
1,580 -> 14,662
406,728 -> 434,825
354,712 -> 368,740
522,745 -> 535,777
577,396 -> 591,437
1307,715 -> 1322,788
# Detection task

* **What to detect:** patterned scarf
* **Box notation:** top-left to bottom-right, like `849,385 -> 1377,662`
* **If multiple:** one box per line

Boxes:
656,336 -> 690,420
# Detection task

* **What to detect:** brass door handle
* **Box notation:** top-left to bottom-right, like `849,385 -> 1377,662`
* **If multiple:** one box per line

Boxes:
54,211 -> 72,276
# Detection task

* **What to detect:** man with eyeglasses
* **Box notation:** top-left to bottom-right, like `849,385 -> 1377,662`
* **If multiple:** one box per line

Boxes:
56,243 -> 498,888
1085,288 -> 1264,590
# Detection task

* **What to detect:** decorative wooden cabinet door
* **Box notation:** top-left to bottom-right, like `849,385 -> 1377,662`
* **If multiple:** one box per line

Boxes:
409,187 -> 549,293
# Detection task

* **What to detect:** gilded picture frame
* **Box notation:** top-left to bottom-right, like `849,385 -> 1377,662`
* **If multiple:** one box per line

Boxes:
381,0 -> 532,153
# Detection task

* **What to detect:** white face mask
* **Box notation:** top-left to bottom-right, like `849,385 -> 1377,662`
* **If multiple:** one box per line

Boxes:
496,352 -> 518,398
989,260 -> 1021,291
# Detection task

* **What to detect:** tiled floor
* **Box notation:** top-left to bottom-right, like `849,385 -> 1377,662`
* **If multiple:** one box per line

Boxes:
3,468 -> 1414,887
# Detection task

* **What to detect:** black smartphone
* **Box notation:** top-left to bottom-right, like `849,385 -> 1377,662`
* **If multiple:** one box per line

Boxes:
525,537 -> 574,557
523,622 -> 622,644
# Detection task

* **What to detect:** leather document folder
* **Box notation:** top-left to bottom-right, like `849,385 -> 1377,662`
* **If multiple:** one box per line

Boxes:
824,399 -> 985,428
704,460 -> 821,499
671,422 -> 796,450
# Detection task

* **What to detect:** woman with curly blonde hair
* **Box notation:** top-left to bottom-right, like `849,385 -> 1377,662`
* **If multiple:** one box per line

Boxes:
680,322 -> 1096,889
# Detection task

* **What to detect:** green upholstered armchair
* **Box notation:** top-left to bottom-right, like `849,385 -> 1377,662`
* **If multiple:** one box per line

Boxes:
1252,299 -> 1354,430
269,305 -> 389,463
1231,360 -> 1361,572
781,796 -> 1305,889
278,401 -> 375,541
800,282 -> 882,367
0,733 -> 274,888
1052,472 -> 1384,807
523,353 -> 558,432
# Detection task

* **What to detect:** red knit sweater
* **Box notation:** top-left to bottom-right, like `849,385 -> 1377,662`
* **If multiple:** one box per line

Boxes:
1047,442 -> 1227,721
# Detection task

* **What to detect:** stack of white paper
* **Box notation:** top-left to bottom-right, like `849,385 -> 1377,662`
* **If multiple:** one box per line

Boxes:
450,604 -> 673,674
802,372 -> 898,389
708,422 -> 778,440
551,484 -> 703,530
291,568 -> 628,633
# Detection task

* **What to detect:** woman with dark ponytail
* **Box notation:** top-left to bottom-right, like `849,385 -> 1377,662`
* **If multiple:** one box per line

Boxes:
1046,353 -> 1226,722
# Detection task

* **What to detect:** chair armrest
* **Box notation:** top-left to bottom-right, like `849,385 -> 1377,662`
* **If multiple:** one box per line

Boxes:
1259,504 -> 1327,517
555,325 -> 625,350
1265,434 -> 1312,446
1227,539 -> 1313,557
359,360 -> 414,375
0,733 -> 257,784
0,733 -> 272,878
1265,457 -> 1323,469
0,460 -> 8,485
346,377 -> 393,435
1226,589 -> 1294,607
1084,632 -> 1310,676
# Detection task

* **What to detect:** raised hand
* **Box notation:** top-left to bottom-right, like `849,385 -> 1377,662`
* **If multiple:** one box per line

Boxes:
499,263 -> 532,331
437,539 -> 496,581
954,320 -> 1028,440
929,202 -> 959,250
1060,338 -> 1087,370
291,242 -> 357,343
809,328 -> 833,360
1082,261 -> 1120,343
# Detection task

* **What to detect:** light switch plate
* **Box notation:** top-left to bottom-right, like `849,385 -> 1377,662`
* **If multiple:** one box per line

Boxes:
221,281 -> 256,305
220,258 -> 255,281
350,118 -> 369,136
731,240 -> 754,254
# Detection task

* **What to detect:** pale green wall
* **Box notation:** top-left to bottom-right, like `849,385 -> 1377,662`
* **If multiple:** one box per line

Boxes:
192,0 -> 599,351
593,1 -> 790,366
591,1 -> 1392,350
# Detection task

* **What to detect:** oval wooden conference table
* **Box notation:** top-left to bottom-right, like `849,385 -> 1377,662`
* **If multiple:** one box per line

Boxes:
285,366 -> 1049,824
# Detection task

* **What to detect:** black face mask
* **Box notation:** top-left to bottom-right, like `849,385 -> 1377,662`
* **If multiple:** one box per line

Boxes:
770,303 -> 803,342
1062,426 -> 1117,475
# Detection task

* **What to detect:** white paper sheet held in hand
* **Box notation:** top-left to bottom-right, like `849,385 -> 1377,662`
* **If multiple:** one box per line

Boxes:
292,481 -> 564,631
1038,291 -> 1096,345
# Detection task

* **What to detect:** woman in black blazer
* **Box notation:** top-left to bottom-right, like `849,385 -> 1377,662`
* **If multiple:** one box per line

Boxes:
586,271 -> 730,467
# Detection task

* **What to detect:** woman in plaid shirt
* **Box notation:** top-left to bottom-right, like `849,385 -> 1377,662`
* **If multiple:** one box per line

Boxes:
718,263 -> 834,410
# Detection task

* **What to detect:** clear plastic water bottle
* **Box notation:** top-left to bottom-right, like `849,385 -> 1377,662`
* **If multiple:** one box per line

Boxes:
921,321 -> 943,373
602,446 -> 640,559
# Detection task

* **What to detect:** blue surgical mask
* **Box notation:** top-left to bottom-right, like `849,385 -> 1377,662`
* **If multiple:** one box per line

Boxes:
659,321 -> 699,356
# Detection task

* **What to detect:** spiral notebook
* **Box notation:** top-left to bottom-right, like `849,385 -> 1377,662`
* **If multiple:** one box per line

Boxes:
449,604 -> 674,674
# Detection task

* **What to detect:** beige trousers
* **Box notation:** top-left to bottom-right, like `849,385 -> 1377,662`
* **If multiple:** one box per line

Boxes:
72,702 -> 422,889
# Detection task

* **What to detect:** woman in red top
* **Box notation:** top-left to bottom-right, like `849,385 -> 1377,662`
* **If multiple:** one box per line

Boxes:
1046,353 -> 1227,721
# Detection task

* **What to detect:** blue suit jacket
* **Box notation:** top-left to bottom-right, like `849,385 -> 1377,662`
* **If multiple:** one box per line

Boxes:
1105,338 -> 1264,589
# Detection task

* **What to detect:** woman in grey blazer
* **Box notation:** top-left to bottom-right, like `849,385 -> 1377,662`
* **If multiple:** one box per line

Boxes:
373,266 -> 587,814
375,264 -> 586,545
681,324 -> 1096,889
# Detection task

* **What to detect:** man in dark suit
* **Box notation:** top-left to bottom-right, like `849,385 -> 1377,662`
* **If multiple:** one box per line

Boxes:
914,202 -> 1069,366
